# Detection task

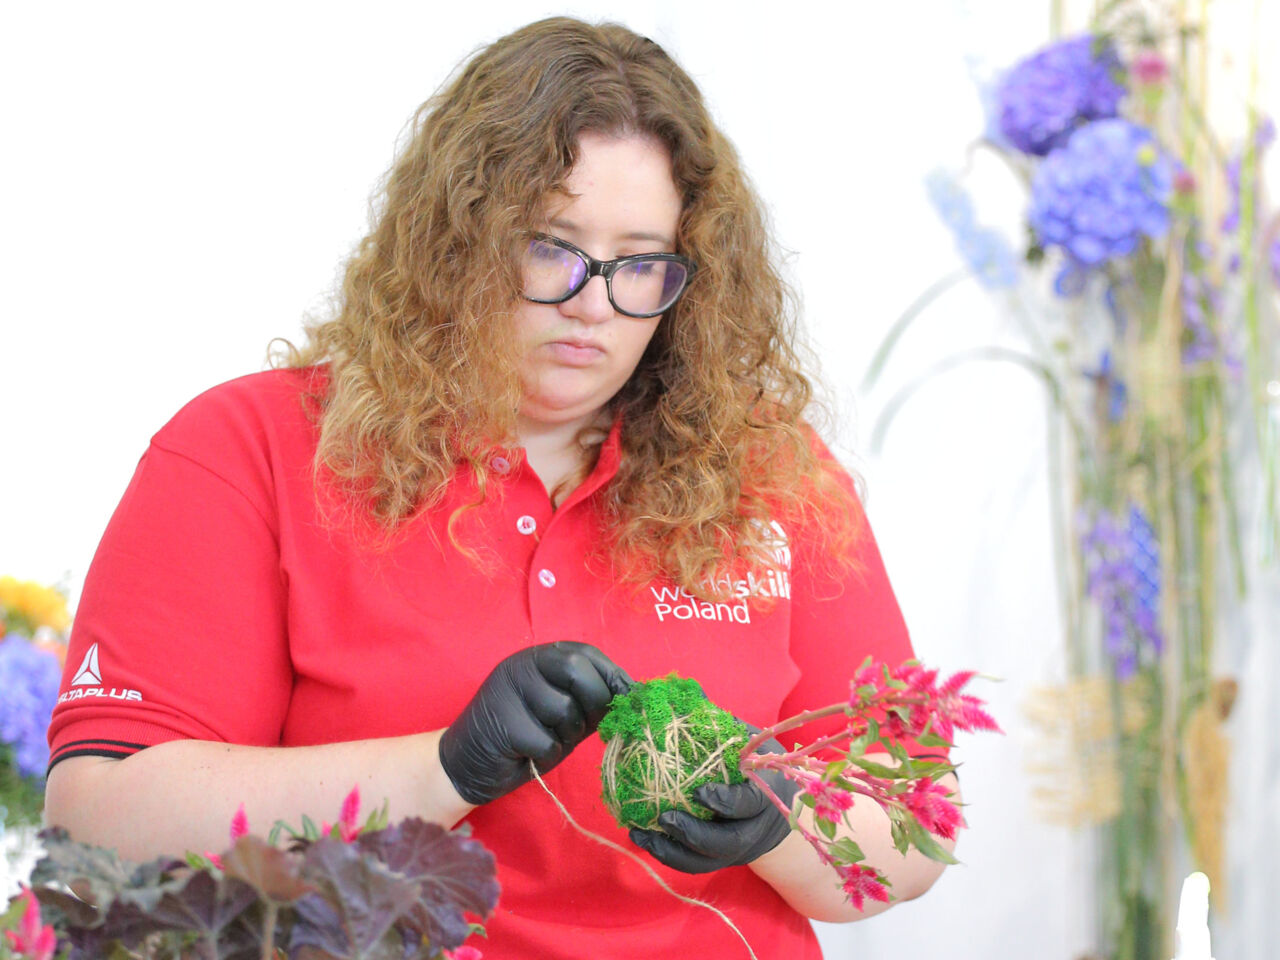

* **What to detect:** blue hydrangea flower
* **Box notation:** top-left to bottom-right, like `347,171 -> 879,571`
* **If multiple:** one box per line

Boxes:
1029,119 -> 1174,284
0,635 -> 62,779
925,169 -> 1019,290
1080,504 -> 1164,680
996,35 -> 1126,156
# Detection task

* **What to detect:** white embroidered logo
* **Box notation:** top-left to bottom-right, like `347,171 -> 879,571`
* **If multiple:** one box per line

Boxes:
71,643 -> 102,686
58,643 -> 144,705
649,520 -> 792,624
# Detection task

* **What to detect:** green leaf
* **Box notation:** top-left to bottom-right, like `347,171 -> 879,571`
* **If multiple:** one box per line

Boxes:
816,816 -> 837,841
903,817 -> 959,865
907,760 -> 956,780
828,838 -> 865,864
915,732 -> 953,748
301,816 -> 321,843
851,757 -> 902,779
788,804 -> 803,831
889,819 -> 910,856
823,760 -> 849,780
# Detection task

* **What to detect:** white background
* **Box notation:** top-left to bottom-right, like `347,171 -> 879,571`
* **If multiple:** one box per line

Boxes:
2,2 -> 1276,957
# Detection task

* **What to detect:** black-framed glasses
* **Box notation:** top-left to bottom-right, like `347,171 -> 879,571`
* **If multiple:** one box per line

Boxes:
521,233 -> 696,318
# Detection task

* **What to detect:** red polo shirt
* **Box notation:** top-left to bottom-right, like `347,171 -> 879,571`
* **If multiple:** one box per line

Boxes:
50,368 -> 924,960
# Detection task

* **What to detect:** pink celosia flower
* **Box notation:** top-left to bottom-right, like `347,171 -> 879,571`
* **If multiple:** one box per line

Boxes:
323,785 -> 363,842
837,864 -> 890,912
338,785 -> 361,841
805,779 -> 857,825
230,803 -> 250,842
444,946 -> 483,960
1132,50 -> 1169,85
743,656 -> 999,911
927,670 -> 1001,743
204,852 -> 224,870
902,777 -> 965,840
5,888 -> 57,960
1174,169 -> 1196,196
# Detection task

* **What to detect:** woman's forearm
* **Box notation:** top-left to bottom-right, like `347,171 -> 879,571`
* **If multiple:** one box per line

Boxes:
43,731 -> 475,862
748,772 -> 960,923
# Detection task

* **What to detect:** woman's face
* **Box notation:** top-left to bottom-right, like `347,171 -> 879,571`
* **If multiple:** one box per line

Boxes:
514,132 -> 682,433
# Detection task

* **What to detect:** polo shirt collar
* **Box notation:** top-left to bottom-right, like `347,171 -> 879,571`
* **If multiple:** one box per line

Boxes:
554,415 -> 623,512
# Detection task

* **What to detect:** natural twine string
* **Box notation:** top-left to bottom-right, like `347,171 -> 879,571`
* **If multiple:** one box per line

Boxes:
530,762 -> 758,960
600,712 -> 745,824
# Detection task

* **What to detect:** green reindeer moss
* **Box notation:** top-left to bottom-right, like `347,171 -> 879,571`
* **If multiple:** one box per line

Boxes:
598,674 -> 749,830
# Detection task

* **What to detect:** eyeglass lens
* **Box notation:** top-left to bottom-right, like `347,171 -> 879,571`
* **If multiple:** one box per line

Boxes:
522,238 -> 689,316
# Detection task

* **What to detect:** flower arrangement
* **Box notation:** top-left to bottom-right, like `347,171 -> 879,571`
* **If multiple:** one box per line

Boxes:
0,788 -> 496,960
0,578 -> 69,831
864,5 -> 1277,959
598,659 -> 999,910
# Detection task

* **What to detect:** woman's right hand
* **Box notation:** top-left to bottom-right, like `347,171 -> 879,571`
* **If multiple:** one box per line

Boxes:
438,641 -> 633,805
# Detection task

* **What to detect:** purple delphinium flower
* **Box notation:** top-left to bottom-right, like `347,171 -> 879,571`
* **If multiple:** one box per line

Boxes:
1126,505 -> 1163,657
1221,118 -> 1275,239
958,228 -> 1020,289
1029,119 -> 1174,290
925,169 -> 1020,290
1181,270 -> 1218,365
1269,235 -> 1280,287
1084,349 -> 1128,422
925,169 -> 976,233
1080,503 -> 1164,680
996,35 -> 1126,156
0,635 -> 62,778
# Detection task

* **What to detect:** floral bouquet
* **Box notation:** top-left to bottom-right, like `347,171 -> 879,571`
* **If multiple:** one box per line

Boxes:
0,578 -> 68,831
863,6 -> 1277,959
1,788 -> 496,960
598,658 -> 999,910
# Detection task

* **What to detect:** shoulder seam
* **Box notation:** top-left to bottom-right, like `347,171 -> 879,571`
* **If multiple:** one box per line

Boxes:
146,438 -> 280,536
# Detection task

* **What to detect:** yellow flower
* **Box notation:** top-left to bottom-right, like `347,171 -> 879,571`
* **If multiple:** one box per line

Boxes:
0,575 -> 72,632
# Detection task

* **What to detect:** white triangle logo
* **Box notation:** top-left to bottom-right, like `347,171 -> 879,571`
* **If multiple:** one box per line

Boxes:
72,643 -> 102,686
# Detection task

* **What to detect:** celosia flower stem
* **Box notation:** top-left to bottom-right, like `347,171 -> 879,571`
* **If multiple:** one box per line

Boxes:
742,702 -> 852,753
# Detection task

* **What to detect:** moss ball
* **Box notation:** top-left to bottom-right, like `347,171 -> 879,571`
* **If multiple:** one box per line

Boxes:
598,674 -> 749,830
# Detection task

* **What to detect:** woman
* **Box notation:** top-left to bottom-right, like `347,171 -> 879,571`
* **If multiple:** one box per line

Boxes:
45,17 -> 958,958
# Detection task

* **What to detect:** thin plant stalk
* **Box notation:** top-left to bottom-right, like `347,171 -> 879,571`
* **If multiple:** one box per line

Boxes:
861,270 -> 970,393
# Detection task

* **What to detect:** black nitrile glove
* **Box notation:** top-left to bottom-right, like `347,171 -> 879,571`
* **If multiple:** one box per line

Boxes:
629,725 -> 800,873
439,641 -> 633,805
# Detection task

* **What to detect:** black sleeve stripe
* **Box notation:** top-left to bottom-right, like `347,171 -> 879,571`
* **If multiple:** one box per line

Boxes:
55,738 -> 150,751
47,747 -> 141,773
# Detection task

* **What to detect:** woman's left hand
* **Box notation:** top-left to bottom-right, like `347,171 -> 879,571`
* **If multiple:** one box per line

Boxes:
628,729 -> 799,874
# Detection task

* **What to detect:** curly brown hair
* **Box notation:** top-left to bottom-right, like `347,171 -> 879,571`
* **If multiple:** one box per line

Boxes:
280,16 -> 863,598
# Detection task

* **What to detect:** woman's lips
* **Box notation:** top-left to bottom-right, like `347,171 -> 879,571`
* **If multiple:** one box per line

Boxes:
546,339 -> 605,365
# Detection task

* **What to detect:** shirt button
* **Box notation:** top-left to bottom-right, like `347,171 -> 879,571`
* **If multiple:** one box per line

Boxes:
537,568 -> 556,588
517,515 -> 537,535
490,456 -> 511,475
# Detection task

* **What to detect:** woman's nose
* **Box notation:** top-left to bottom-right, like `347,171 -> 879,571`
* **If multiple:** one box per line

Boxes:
559,275 -> 615,324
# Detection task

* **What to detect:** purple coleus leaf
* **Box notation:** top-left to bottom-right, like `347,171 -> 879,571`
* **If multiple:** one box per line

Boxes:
144,870 -> 261,954
290,836 -> 422,959
355,818 -> 499,952
221,835 -> 313,904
